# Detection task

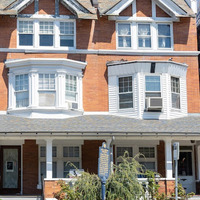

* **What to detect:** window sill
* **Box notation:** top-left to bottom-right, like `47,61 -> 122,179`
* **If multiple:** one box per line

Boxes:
17,46 -> 76,50
7,106 -> 83,118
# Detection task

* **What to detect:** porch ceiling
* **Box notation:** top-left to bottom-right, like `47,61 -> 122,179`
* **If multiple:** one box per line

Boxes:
0,115 -> 200,135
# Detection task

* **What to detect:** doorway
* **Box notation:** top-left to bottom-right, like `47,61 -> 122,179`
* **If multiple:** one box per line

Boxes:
0,146 -> 21,194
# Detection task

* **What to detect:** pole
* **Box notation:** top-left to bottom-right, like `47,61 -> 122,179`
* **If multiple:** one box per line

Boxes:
175,158 -> 178,200
101,176 -> 106,200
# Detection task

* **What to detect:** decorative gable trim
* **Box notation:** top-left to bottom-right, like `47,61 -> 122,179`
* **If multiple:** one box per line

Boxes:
104,0 -> 188,17
10,0 -> 97,19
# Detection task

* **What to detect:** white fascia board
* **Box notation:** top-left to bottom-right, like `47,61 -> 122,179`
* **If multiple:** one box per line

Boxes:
155,0 -> 187,16
108,16 -> 179,22
5,58 -> 87,70
106,0 -> 134,15
13,0 -> 34,12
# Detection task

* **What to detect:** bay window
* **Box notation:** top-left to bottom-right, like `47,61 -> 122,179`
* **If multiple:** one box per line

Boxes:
38,74 -> 56,107
118,76 -> 133,109
15,74 -> 29,108
117,22 -> 172,50
171,77 -> 180,109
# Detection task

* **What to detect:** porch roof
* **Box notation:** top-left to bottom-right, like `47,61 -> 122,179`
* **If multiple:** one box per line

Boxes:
0,115 -> 200,135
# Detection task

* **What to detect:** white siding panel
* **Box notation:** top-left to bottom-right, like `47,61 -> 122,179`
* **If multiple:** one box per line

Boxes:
108,76 -> 118,113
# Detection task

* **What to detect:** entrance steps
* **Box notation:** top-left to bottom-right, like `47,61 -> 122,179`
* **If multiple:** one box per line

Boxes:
0,196 -> 41,200
188,196 -> 200,200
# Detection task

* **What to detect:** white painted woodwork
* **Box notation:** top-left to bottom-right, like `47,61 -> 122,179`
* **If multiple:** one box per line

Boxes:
108,61 -> 188,119
165,139 -> 173,179
46,139 -> 53,179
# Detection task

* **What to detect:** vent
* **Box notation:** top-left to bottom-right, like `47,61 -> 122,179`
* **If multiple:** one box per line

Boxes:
67,102 -> 78,110
145,97 -> 162,110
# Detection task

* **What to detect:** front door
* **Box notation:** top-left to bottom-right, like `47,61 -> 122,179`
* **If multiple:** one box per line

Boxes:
0,146 -> 21,194
178,146 -> 195,193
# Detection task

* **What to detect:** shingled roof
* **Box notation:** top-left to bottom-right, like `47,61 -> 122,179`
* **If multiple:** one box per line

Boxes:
0,0 -> 194,17
0,115 -> 200,135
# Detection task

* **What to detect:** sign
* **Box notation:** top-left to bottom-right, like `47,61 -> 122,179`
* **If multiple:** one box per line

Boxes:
98,142 -> 110,180
173,142 -> 180,160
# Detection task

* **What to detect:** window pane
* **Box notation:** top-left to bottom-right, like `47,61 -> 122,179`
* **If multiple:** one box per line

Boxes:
63,146 -> 79,157
118,36 -> 131,47
138,37 -> 151,48
118,24 -> 131,35
40,162 -> 57,178
178,152 -> 192,176
158,37 -> 171,48
40,22 -> 54,34
19,21 -> 33,33
60,22 -> 74,35
16,92 -> 29,107
39,91 -> 55,106
117,147 -> 133,157
40,146 -> 46,157
119,77 -> 132,93
66,75 -> 77,101
145,76 -> 160,91
19,34 -> 33,46
40,35 -> 53,46
60,35 -> 74,47
139,147 -> 155,158
172,93 -> 180,109
63,162 -> 80,178
119,93 -> 133,109
140,162 -> 155,171
171,77 -> 180,109
158,24 -> 170,36
138,24 -> 150,36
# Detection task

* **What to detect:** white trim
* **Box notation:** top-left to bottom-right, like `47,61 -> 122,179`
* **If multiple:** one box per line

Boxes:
106,0 -> 134,15
13,0 -> 34,12
0,111 -> 7,114
5,58 -> 86,70
0,48 -> 199,55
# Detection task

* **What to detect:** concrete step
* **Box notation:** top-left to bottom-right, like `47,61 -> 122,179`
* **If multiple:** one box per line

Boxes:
188,196 -> 200,200
0,196 -> 42,200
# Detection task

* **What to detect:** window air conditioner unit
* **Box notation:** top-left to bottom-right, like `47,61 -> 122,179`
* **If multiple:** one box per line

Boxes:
67,102 -> 78,110
145,97 -> 162,110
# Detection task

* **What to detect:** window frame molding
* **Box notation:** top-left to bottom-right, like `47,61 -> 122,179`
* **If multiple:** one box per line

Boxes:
116,21 -> 173,51
171,75 -> 181,111
17,16 -> 76,50
117,75 -> 135,111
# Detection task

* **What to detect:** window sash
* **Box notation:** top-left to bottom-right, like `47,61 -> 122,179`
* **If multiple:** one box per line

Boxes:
145,76 -> 161,92
118,24 -> 131,48
63,146 -> 79,158
171,77 -> 180,109
39,74 -> 55,90
138,24 -> 151,48
66,75 -> 77,102
158,24 -> 171,48
117,147 -> 133,157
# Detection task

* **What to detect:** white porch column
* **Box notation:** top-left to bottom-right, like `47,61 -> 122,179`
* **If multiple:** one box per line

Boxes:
197,145 -> 200,180
165,139 -> 173,179
46,139 -> 53,179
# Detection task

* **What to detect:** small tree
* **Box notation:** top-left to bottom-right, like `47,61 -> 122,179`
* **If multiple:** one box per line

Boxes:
106,152 -> 145,200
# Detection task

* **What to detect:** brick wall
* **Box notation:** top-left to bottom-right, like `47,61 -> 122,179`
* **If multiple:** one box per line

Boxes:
156,5 -> 170,17
44,180 -> 61,199
38,0 -> 55,15
23,140 -> 41,195
157,141 -> 165,178
82,140 -> 104,174
136,0 -> 152,17
158,180 -> 175,196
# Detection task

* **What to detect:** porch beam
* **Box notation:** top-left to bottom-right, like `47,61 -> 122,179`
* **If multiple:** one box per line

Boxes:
46,139 -> 53,179
165,139 -> 173,179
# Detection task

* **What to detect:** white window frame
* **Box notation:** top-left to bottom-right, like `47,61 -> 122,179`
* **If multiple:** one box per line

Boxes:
116,146 -> 133,164
171,76 -> 181,110
117,75 -> 134,110
116,22 -> 173,50
145,74 -> 162,98
137,23 -> 152,49
157,23 -> 173,50
17,17 -> 76,49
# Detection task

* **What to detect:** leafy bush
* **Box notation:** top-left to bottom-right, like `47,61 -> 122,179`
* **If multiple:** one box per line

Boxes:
106,153 -> 145,200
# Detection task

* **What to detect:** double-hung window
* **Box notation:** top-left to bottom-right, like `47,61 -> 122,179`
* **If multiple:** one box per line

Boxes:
171,77 -> 180,109
66,75 -> 77,102
38,74 -> 56,106
118,76 -> 133,109
158,24 -> 171,48
145,76 -> 161,98
60,22 -> 74,47
39,22 -> 54,46
118,24 -> 131,48
15,74 -> 29,108
63,146 -> 80,178
139,147 -> 156,171
18,21 -> 33,46
138,24 -> 151,48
